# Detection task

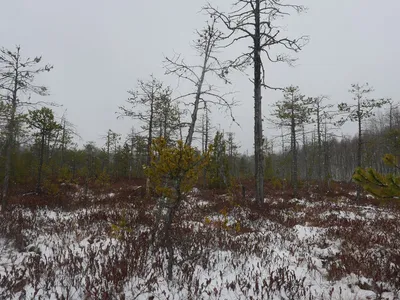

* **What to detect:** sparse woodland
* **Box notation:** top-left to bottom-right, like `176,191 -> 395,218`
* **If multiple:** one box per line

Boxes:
0,1 -> 399,299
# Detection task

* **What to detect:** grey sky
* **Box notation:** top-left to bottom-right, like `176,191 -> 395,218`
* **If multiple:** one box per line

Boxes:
1,0 -> 399,152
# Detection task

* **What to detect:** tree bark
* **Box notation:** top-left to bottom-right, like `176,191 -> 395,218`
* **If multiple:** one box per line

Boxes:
60,119 -> 66,166
185,41 -> 210,147
316,103 -> 322,184
357,102 -> 362,201
164,181 -> 181,281
291,107 -> 298,196
254,0 -> 264,204
302,126 -> 309,182
146,90 -> 155,198
129,135 -> 134,181
164,203 -> 175,281
1,103 -> 16,209
1,52 -> 19,209
36,132 -> 46,193
323,121 -> 330,185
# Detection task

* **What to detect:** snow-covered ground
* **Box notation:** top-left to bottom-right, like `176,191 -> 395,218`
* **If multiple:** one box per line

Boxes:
0,189 -> 399,299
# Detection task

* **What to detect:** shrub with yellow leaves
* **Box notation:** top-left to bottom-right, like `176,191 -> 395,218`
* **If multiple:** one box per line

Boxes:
145,137 -> 211,280
146,137 -> 211,204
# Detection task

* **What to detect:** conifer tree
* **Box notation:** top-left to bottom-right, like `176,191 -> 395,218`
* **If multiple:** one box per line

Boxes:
207,131 -> 229,188
119,76 -> 170,196
0,46 -> 53,207
272,86 -> 311,196
337,83 -> 389,200
353,154 -> 400,199
146,137 -> 211,280
28,107 -> 62,193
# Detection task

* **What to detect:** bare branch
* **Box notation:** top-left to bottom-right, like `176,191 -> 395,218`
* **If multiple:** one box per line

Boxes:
164,18 -> 238,146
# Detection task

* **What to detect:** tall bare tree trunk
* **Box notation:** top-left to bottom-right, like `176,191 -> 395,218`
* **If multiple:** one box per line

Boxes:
36,133 -> 46,193
146,91 -> 155,197
204,103 -> 209,152
254,0 -> 264,204
316,103 -> 322,184
129,135 -> 134,181
1,57 -> 19,209
60,119 -> 66,166
185,43 -> 209,147
2,103 -> 16,209
323,121 -> 331,187
291,109 -> 298,196
302,126 -> 309,182
204,0 -> 307,201
357,106 -> 362,201
165,203 -> 176,281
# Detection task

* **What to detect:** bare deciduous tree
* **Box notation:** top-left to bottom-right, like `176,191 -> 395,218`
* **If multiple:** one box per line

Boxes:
204,0 -> 308,203
0,46 -> 53,209
165,19 -> 236,147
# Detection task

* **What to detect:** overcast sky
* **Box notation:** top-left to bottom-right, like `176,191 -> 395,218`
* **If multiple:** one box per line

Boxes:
1,0 -> 399,152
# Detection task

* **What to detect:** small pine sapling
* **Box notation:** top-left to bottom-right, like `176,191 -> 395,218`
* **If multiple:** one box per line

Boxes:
145,137 -> 211,280
353,154 -> 400,199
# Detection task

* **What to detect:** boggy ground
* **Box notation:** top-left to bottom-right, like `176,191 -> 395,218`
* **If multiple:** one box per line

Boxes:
0,179 -> 399,299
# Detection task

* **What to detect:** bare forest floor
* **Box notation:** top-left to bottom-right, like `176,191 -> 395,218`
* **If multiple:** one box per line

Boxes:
0,179 -> 399,299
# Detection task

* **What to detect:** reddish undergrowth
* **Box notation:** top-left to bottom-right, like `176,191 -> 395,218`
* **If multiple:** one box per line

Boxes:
0,179 -> 399,299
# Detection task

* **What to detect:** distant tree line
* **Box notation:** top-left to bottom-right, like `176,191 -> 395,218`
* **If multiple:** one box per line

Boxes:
0,0 -> 397,210
0,76 -> 395,197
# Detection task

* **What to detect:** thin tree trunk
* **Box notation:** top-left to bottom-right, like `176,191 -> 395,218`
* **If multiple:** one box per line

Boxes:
129,136 -> 134,181
254,0 -> 264,204
36,132 -> 46,193
205,103 -> 209,152
146,92 -> 155,197
185,39 -> 210,147
281,127 -> 286,179
60,120 -> 66,166
323,121 -> 330,183
201,115 -> 205,153
72,154 -> 76,181
1,53 -> 19,209
291,112 -> 298,196
302,126 -> 309,183
2,105 -> 16,209
84,152 -> 90,198
163,110 -> 168,141
165,205 -> 175,281
316,104 -> 322,184
202,104 -> 210,186
357,108 -> 362,201
164,181 -> 181,281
